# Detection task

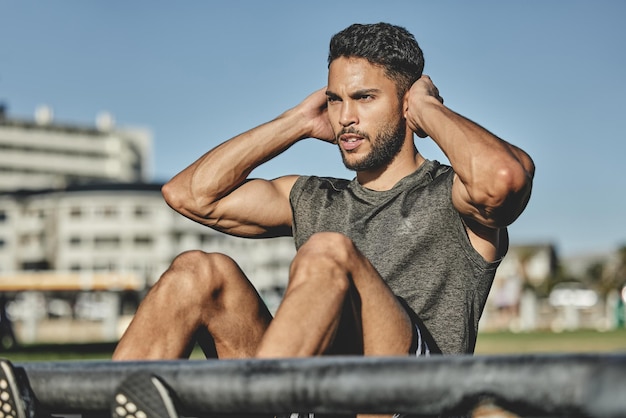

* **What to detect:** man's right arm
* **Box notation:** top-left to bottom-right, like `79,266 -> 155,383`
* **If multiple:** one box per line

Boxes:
162,88 -> 334,238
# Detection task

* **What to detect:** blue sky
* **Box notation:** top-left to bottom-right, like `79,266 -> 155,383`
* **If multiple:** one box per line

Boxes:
1,1 -> 625,257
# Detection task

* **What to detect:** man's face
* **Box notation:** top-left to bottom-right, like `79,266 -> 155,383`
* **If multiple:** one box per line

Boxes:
326,57 -> 408,172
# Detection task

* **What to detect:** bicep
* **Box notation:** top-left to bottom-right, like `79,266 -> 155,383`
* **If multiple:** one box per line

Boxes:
198,175 -> 299,238
452,177 -> 509,262
451,175 -> 494,227
451,170 -> 532,229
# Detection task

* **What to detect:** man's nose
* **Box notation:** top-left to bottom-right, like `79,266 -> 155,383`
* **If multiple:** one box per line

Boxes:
339,102 -> 358,127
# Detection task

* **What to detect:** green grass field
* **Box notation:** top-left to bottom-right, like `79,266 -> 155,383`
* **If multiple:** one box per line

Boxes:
2,329 -> 625,362
475,328 -> 626,355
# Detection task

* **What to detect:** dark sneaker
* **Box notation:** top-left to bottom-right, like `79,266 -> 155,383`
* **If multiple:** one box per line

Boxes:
0,359 -> 28,418
112,372 -> 180,418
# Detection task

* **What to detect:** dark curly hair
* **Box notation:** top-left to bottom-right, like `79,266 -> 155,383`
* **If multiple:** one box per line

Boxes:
328,23 -> 424,98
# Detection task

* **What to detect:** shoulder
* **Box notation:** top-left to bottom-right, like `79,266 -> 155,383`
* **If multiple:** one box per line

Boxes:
290,175 -> 351,213
407,160 -> 455,198
291,175 -> 350,196
430,161 -> 454,183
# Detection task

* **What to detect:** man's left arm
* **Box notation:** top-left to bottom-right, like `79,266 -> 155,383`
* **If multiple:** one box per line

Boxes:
404,75 -> 535,229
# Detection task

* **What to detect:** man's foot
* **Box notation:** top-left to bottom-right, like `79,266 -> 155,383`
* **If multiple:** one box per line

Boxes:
112,372 -> 180,418
0,359 -> 29,418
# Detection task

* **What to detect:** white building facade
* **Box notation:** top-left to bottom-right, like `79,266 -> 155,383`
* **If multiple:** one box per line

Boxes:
0,108 -> 294,345
0,108 -> 152,191
0,184 -> 294,292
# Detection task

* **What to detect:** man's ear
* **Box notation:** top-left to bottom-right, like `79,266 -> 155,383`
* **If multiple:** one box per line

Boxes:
402,90 -> 411,116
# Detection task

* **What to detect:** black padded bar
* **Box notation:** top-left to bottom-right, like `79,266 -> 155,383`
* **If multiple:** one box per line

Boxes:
16,354 -> 626,417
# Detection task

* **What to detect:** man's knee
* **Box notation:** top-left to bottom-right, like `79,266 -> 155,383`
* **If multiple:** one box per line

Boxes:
298,232 -> 357,263
169,250 -> 238,277
289,232 -> 357,292
159,250 -> 240,300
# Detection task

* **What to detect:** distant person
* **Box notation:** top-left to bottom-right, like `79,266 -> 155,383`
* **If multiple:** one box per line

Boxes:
112,22 -> 534,418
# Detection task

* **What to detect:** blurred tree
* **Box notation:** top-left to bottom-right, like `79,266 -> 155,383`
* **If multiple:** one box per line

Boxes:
590,244 -> 626,296
587,260 -> 609,294
616,245 -> 626,286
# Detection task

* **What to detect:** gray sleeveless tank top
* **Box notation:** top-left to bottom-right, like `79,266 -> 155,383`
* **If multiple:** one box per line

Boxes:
289,160 -> 502,354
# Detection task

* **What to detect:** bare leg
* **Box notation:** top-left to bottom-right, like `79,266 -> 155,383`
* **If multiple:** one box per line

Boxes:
255,233 -> 413,418
113,250 -> 272,360
256,232 -> 414,358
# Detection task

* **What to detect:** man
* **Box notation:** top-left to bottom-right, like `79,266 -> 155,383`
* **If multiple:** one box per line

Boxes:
111,22 -> 534,416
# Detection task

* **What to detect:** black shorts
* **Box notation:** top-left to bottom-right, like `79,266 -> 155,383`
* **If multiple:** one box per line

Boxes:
398,296 -> 441,356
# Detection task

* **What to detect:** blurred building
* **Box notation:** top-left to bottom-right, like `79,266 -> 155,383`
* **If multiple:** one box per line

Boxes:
482,243 -> 624,333
0,183 -> 294,295
0,106 -> 293,345
0,105 -> 151,191
482,244 -> 557,332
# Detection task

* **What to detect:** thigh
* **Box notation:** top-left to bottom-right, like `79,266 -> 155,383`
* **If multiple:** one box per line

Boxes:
302,233 -> 414,356
189,252 -> 274,358
346,267 -> 414,356
324,289 -> 363,355
114,251 -> 272,360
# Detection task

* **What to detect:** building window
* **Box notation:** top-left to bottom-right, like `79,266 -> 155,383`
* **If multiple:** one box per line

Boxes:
0,211 -> 6,222
134,206 -> 150,218
94,236 -> 121,248
70,207 -> 82,218
94,262 -> 117,272
96,206 -> 118,218
21,260 -> 50,271
133,236 -> 153,247
69,236 -> 82,246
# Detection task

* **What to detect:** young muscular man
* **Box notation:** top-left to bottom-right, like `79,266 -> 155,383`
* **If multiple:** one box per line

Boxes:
113,22 -> 534,365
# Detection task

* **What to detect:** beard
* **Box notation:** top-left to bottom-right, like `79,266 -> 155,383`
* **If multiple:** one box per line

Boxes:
338,119 -> 407,172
